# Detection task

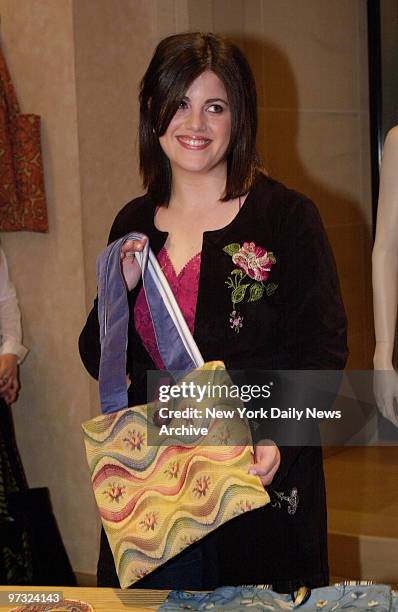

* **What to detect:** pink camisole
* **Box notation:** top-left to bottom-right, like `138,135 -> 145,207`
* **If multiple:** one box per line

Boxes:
134,247 -> 201,369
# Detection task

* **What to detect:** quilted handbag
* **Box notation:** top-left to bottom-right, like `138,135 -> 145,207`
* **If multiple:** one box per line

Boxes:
82,233 -> 269,588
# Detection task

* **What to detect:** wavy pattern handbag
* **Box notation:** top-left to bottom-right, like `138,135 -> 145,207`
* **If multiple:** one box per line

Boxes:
82,233 -> 269,588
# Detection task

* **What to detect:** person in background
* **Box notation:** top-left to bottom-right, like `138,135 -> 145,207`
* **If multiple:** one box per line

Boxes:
0,244 -> 29,583
0,247 -> 27,404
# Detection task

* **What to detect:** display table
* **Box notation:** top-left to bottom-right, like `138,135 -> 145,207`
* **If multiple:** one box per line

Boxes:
0,586 -> 169,611
1,583 -> 398,611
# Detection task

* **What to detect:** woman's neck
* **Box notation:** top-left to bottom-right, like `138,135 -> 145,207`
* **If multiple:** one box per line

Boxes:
169,165 -> 227,210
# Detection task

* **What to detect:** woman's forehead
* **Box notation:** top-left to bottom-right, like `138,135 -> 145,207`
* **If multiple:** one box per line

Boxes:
183,70 -> 228,99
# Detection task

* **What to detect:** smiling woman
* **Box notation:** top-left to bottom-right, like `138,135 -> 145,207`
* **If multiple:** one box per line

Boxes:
79,32 -> 348,593
139,32 -> 259,205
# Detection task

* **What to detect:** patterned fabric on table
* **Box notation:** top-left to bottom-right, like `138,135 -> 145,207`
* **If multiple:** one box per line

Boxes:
160,583 -> 398,610
0,45 -> 48,232
82,361 -> 269,589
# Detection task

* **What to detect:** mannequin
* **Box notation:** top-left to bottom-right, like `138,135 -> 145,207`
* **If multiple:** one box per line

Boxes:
372,125 -> 398,426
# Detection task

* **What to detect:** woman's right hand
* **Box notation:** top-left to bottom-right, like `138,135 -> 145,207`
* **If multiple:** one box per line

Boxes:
120,237 -> 147,291
249,439 -> 281,487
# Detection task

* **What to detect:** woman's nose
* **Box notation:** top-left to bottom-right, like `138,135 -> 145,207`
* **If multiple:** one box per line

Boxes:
185,108 -> 206,132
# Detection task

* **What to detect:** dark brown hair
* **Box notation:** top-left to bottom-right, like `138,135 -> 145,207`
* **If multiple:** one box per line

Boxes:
139,32 -> 261,204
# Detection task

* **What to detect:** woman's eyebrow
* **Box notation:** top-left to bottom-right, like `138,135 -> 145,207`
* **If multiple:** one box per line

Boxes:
205,97 -> 229,105
181,95 -> 229,105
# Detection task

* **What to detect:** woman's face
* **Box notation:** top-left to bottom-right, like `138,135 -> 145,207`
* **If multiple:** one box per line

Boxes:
159,70 -> 231,177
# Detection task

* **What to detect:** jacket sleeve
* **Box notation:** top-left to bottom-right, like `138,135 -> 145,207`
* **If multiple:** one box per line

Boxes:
266,196 -> 348,485
0,247 -> 28,363
78,295 -> 101,380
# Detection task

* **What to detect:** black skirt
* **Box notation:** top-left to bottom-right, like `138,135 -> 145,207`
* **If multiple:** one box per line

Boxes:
0,399 -> 33,583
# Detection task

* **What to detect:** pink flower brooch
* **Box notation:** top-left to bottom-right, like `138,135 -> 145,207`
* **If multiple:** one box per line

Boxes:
223,242 -> 277,333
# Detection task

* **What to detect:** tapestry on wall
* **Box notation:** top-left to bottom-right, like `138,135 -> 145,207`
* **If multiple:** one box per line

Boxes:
0,44 -> 48,232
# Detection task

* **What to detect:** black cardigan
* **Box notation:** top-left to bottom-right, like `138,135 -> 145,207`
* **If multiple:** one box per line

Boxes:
79,172 -> 348,590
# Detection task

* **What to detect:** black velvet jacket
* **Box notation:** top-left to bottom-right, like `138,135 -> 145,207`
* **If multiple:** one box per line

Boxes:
79,172 -> 348,590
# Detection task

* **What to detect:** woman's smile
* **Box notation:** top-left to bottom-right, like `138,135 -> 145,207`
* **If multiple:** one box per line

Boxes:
176,135 -> 212,150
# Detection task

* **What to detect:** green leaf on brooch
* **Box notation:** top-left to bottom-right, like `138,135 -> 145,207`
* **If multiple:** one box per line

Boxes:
223,243 -> 240,256
248,282 -> 264,302
265,283 -> 278,296
232,284 -> 250,304
268,252 -> 276,264
231,268 -> 244,278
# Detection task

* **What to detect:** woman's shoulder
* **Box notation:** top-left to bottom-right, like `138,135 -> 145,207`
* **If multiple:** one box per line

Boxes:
108,192 -> 153,243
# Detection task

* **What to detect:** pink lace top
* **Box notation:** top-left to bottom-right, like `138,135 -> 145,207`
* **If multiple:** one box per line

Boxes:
134,247 -> 201,369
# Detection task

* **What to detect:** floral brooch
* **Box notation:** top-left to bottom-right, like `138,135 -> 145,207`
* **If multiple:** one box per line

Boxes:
223,242 -> 277,332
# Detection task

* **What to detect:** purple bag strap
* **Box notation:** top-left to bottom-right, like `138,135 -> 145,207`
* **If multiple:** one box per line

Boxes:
96,232 -> 203,414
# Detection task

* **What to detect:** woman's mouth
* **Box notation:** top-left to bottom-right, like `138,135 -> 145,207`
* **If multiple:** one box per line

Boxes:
176,136 -> 211,150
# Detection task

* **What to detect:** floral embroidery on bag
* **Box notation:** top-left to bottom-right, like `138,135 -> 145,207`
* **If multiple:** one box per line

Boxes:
164,460 -> 180,479
123,429 -> 145,452
211,424 -> 232,445
103,483 -> 126,503
233,499 -> 254,516
192,475 -> 211,497
223,242 -> 277,332
179,534 -> 199,551
134,567 -> 150,579
139,511 -> 158,532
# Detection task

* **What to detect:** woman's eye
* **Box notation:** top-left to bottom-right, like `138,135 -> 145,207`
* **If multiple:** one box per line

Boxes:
207,104 -> 224,113
178,100 -> 188,110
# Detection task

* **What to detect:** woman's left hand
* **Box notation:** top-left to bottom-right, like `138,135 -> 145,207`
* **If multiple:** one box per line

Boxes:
249,439 -> 281,486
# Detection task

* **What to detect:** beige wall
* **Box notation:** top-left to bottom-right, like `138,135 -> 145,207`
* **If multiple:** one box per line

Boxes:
72,0 -> 157,423
185,0 -> 373,369
0,0 -> 372,581
73,0 -> 156,306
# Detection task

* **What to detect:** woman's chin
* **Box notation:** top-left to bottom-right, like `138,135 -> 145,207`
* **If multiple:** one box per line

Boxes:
171,159 -> 226,177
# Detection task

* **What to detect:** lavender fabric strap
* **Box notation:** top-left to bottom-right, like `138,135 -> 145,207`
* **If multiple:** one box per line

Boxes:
97,232 -> 203,414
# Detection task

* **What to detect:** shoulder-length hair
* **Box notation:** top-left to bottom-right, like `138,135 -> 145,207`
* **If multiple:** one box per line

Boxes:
139,32 -> 261,204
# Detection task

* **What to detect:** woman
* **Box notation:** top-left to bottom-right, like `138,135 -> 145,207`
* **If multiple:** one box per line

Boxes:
0,245 -> 30,582
79,32 -> 347,592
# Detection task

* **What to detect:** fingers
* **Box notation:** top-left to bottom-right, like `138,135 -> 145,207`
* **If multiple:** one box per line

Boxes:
0,375 -> 13,393
9,377 -> 20,394
120,238 -> 147,260
120,238 -> 147,291
249,461 -> 279,486
0,380 -> 18,405
249,441 -> 281,486
2,388 -> 17,405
